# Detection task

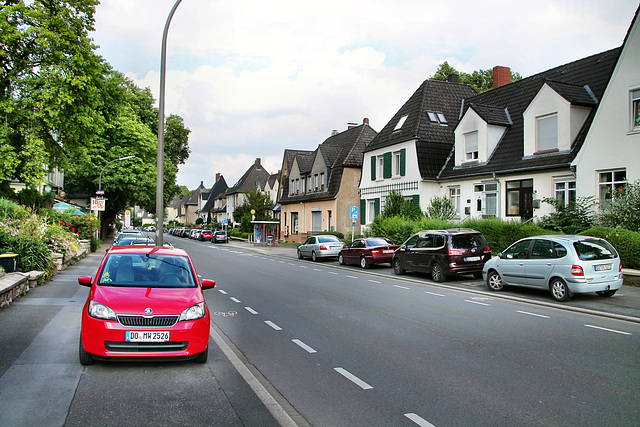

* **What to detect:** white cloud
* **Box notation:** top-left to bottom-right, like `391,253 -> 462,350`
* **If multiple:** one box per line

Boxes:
93,0 -> 639,189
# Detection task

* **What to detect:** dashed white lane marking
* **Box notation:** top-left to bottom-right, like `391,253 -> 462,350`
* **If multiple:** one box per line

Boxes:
465,300 -> 490,306
334,368 -> 373,390
404,413 -> 436,427
424,291 -> 445,297
585,324 -> 632,335
313,268 -> 322,271
346,275 -> 357,279
517,310 -> 550,318
230,297 -> 241,303
300,266 -> 308,269
393,285 -> 410,289
328,271 -> 338,275
368,279 -> 381,283
265,320 -> 283,331
292,339 -> 317,353
218,289 -> 228,295
245,307 -> 258,315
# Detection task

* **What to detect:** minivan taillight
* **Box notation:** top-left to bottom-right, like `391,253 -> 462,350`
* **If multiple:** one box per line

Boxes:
448,249 -> 463,256
619,262 -> 622,272
571,265 -> 584,276
483,247 -> 492,254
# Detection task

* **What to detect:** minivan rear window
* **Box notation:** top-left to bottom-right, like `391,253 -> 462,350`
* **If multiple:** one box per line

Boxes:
573,239 -> 618,261
451,234 -> 487,249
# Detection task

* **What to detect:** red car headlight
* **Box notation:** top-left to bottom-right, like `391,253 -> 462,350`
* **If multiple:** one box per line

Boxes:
88,300 -> 117,320
179,302 -> 206,321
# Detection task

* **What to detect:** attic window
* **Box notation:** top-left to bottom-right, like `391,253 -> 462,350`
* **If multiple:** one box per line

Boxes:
394,115 -> 408,130
427,111 -> 448,126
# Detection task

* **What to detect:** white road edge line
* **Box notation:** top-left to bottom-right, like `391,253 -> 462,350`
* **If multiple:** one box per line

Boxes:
584,324 -> 632,335
292,339 -> 317,354
245,307 -> 258,315
334,367 -> 373,390
265,320 -> 283,331
404,412 -> 436,427
208,327 -> 298,427
517,310 -> 550,318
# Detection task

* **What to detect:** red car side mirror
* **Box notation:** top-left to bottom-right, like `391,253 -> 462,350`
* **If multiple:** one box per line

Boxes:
78,276 -> 92,287
201,279 -> 216,289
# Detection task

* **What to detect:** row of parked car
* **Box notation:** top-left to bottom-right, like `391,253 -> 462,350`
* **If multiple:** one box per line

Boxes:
296,229 -> 624,303
168,228 -> 229,243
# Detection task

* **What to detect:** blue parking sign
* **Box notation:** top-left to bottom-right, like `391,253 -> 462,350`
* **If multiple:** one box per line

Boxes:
350,206 -> 358,219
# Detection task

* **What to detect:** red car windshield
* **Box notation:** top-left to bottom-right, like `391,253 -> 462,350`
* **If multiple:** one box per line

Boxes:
98,253 -> 196,288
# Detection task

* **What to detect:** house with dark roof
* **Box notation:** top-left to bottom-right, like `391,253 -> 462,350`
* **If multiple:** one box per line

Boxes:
573,5 -> 639,207
279,119 -> 377,242
225,158 -> 272,227
359,79 -> 476,225
197,173 -> 229,224
182,181 -> 208,224
439,48 -> 620,221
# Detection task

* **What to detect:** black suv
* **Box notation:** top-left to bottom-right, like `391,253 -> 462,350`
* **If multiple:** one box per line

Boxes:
392,229 -> 491,281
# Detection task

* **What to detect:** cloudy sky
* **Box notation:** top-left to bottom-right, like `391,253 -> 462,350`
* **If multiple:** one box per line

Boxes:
91,0 -> 639,190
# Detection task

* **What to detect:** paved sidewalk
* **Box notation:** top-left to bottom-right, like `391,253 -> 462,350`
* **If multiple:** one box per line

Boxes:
238,240 -> 640,323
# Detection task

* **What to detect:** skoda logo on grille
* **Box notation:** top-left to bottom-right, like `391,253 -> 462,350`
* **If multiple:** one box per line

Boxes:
144,308 -> 153,315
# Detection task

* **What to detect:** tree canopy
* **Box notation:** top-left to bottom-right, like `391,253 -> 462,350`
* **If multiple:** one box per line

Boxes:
0,0 -> 191,236
430,61 -> 522,93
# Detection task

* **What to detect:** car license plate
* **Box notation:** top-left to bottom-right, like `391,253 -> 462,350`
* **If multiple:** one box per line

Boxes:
126,331 -> 170,342
383,250 -> 394,254
594,264 -> 612,271
465,256 -> 481,262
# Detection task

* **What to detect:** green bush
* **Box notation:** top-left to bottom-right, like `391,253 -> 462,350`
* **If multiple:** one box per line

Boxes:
579,227 -> 640,269
460,217 -> 552,254
370,215 -> 453,245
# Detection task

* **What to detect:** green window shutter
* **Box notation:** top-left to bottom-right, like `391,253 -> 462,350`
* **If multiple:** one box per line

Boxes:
374,198 -> 380,216
360,199 -> 366,225
412,195 -> 420,210
370,156 -> 376,181
400,148 -> 406,176
383,152 -> 392,179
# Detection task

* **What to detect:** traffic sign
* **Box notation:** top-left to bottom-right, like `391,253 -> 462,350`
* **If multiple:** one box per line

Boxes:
350,206 -> 358,219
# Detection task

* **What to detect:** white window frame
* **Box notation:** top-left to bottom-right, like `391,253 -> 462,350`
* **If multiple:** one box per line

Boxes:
631,87 -> 640,131
393,151 -> 401,177
598,169 -> 627,206
394,114 -> 408,130
554,178 -> 576,207
377,155 -> 384,180
320,172 -> 325,190
449,187 -> 460,216
465,131 -> 479,161
536,113 -> 558,152
367,200 -> 376,223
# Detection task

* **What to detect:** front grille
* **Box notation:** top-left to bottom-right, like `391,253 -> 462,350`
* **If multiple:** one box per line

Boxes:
105,341 -> 188,352
117,315 -> 179,327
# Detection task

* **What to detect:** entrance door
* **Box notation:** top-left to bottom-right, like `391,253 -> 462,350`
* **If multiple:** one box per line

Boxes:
312,211 -> 322,232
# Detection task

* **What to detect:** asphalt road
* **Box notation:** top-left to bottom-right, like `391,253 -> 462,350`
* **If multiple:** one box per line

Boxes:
173,236 -> 640,426
1,235 -> 638,426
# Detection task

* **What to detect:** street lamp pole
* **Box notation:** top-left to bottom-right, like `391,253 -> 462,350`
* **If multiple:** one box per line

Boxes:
156,0 -> 182,246
98,155 -> 135,239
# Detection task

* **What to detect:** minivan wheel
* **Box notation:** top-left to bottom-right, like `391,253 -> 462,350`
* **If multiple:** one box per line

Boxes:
487,271 -> 504,291
431,262 -> 446,282
550,278 -> 571,302
338,253 -> 345,265
393,257 -> 405,275
596,290 -> 617,298
360,257 -> 369,269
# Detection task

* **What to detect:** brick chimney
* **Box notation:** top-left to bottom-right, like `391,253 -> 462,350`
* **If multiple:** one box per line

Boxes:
347,122 -> 358,130
363,118 -> 370,125
216,173 -> 220,181
493,66 -> 511,89
447,73 -> 459,84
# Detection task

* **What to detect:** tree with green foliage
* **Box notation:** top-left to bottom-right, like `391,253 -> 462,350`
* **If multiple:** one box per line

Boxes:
425,195 -> 456,221
381,190 -> 422,220
430,61 -> 522,93
233,188 -> 273,232
598,180 -> 640,232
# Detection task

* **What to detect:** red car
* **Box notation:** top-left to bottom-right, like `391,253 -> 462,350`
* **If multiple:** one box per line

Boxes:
338,237 -> 400,268
199,230 -> 212,241
78,246 -> 215,365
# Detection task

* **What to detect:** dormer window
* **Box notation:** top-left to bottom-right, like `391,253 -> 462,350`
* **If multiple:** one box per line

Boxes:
427,111 -> 448,126
394,115 -> 408,131
464,131 -> 479,161
536,113 -> 558,152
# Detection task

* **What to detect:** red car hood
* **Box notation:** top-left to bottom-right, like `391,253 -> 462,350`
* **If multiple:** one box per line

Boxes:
92,285 -> 204,315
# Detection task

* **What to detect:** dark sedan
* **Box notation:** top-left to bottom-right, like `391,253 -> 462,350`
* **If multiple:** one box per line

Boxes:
338,237 -> 399,268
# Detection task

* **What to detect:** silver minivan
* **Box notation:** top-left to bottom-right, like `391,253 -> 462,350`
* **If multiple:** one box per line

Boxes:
482,235 -> 623,302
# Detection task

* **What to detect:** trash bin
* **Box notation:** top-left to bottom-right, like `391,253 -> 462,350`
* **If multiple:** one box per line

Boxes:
0,253 -> 18,273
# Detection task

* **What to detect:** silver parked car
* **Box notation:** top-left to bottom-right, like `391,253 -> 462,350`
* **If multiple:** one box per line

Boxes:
483,235 -> 623,302
297,235 -> 346,262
